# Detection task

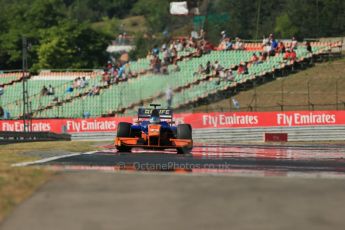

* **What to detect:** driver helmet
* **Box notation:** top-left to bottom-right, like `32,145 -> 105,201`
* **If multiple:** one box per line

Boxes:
150,109 -> 161,124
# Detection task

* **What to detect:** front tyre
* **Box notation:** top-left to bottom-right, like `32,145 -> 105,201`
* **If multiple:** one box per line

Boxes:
176,124 -> 192,154
116,122 -> 132,152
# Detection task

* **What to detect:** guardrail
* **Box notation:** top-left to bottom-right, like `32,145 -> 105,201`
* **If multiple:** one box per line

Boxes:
70,126 -> 345,143
0,131 -> 71,144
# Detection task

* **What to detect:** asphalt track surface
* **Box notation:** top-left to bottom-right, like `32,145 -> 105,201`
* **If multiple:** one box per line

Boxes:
2,144 -> 345,230
43,144 -> 345,176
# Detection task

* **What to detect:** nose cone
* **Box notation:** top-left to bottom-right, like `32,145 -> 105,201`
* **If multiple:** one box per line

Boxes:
148,124 -> 161,136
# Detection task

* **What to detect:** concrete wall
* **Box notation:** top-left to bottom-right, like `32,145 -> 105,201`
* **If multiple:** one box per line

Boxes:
71,125 -> 345,143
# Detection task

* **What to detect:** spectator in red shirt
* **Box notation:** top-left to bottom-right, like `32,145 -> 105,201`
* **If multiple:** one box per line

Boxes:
237,63 -> 248,74
283,49 -> 296,61
290,49 -> 297,60
283,50 -> 291,60
250,53 -> 259,64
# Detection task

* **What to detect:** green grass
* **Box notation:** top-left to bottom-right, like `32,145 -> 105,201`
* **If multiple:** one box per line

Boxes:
91,16 -> 148,37
0,141 -> 104,222
191,57 -> 345,112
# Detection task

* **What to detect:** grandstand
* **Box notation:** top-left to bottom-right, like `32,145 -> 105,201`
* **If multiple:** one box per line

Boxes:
0,40 -> 341,119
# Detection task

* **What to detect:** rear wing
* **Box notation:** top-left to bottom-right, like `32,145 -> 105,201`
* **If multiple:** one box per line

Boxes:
137,108 -> 173,119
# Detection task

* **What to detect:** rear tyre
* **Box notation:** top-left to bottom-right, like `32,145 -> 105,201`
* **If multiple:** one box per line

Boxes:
176,124 -> 192,154
116,122 -> 132,152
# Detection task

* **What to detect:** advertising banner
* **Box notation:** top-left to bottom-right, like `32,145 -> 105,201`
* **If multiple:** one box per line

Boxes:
0,111 -> 344,134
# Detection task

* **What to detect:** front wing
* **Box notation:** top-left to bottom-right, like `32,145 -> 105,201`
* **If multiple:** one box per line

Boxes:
115,137 -> 193,149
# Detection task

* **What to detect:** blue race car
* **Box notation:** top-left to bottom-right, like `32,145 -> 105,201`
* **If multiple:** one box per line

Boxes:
115,104 -> 193,154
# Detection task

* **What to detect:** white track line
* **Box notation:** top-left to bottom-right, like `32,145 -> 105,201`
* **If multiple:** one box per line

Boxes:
12,151 -> 98,167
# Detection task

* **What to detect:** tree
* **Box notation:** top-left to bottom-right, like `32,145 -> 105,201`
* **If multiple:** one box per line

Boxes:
131,0 -> 170,33
36,20 -> 110,69
0,0 -> 67,69
274,13 -> 299,38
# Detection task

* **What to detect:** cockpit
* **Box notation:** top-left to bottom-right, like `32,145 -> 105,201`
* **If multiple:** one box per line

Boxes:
149,109 -> 161,124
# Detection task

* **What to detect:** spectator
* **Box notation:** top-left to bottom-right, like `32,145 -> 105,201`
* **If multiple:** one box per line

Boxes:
204,61 -> 211,75
202,41 -> 214,53
153,56 -> 161,74
199,29 -> 206,40
237,63 -> 248,75
306,41 -> 312,53
176,40 -> 183,52
106,61 -> 113,71
262,35 -> 269,47
80,76 -> 88,88
152,45 -> 160,56
150,55 -> 160,73
3,110 -> 10,119
0,85 -> 4,96
271,39 -> 278,50
162,48 -> 171,65
47,84 -> 55,96
194,47 -> 203,57
66,85 -> 74,93
171,47 -> 178,63
161,43 -> 167,51
146,51 -> 154,60
161,64 -> 169,74
264,40 -> 272,54
217,40 -> 227,50
270,35 -> 278,56
250,53 -> 259,64
290,49 -> 297,60
277,42 -> 286,53
291,37 -> 298,50
118,64 -> 126,79
214,61 -> 222,70
234,37 -> 244,50
225,38 -> 233,50
166,86 -> 173,109
187,36 -> 195,49
89,85 -> 100,96
169,40 -> 176,51
83,111 -> 91,118
41,85 -> 48,96
237,64 -> 245,74
244,63 -> 249,74
0,106 -> 4,117
259,52 -> 268,62
213,61 -> 223,76
73,77 -> 81,88
149,55 -> 156,71
173,63 -> 180,72
195,64 -> 204,75
103,74 -> 110,85
112,68 -> 119,82
283,49 -> 291,60
283,49 -> 296,61
123,64 -> 134,79
232,97 -> 240,109
220,30 -> 227,42
226,69 -> 235,81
